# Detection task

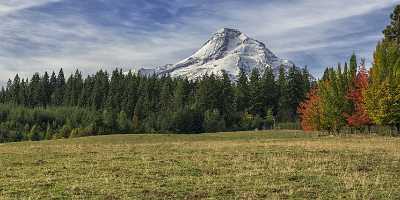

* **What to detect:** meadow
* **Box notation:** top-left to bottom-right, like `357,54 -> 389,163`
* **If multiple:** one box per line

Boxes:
1,131 -> 400,199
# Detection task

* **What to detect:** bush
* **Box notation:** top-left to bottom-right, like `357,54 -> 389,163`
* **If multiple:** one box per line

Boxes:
117,111 -> 131,133
69,127 -> 95,138
239,112 -> 254,130
265,109 -> 275,129
55,125 -> 72,139
172,108 -> 203,133
252,115 -> 264,130
29,125 -> 42,141
203,109 -> 226,133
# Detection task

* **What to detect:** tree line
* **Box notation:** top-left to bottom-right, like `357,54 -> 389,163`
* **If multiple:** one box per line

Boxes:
298,5 -> 400,134
0,65 -> 312,143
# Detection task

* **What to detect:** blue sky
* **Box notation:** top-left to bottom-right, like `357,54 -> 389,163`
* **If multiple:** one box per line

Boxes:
0,0 -> 398,82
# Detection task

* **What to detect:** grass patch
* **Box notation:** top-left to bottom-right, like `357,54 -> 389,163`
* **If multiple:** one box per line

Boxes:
1,130 -> 400,199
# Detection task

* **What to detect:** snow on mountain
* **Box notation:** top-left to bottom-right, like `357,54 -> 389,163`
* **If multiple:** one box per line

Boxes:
137,28 -> 293,80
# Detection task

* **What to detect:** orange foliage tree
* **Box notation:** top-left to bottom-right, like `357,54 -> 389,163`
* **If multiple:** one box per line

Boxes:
345,64 -> 373,128
297,87 -> 321,131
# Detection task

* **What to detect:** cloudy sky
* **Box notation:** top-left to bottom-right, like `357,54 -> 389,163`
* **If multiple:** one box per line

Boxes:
0,0 -> 398,82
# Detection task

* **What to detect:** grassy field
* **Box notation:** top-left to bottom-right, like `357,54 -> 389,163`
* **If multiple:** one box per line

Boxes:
1,131 -> 400,199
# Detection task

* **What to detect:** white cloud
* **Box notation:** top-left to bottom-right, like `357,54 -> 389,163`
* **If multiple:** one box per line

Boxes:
0,0 -> 61,16
229,0 -> 396,34
0,0 -> 399,81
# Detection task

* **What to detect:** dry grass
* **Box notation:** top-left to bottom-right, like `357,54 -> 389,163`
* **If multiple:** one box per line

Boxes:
0,130 -> 400,199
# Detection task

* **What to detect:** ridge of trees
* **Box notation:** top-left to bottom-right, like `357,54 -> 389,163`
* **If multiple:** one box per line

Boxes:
0,66 -> 312,143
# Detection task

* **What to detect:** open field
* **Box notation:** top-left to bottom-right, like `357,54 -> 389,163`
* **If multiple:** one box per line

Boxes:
1,131 -> 400,199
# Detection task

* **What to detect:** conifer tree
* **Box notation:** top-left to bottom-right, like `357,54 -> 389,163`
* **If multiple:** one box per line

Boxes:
50,71 -> 57,96
40,72 -> 50,106
78,75 -> 94,108
286,66 -> 307,120
218,71 -> 235,126
121,71 -> 139,117
30,73 -> 41,107
159,77 -> 172,112
91,70 -> 109,110
277,66 -> 290,121
71,70 -> 83,106
235,68 -> 249,113
219,71 -> 235,120
19,79 -> 27,106
106,69 -> 124,112
174,79 -> 189,111
383,5 -> 400,44
249,68 -> 263,116
52,69 -> 65,106
349,53 -> 358,85
11,74 -> 21,105
261,67 -> 278,115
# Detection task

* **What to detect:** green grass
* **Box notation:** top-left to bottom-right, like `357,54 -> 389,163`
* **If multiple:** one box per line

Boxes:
1,130 -> 400,199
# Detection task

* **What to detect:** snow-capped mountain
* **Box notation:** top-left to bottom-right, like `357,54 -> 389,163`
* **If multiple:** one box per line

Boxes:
137,28 -> 293,79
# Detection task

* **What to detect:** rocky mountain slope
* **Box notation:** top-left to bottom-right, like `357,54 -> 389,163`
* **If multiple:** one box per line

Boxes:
137,28 -> 293,79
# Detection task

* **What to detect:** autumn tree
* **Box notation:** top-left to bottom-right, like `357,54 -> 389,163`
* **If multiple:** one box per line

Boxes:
297,87 -> 321,131
365,5 -> 400,133
345,62 -> 373,130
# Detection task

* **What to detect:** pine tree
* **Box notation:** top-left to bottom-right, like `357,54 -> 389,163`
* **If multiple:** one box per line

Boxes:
235,68 -> 250,113
30,73 -> 41,107
19,79 -> 28,106
349,53 -> 358,85
219,71 -> 235,124
133,95 -> 145,131
106,69 -> 124,112
261,67 -> 278,116
52,69 -> 66,106
286,66 -> 306,121
174,79 -> 189,111
11,74 -> 21,104
50,71 -> 57,95
91,70 -> 109,110
383,5 -> 400,44
277,66 -> 290,121
71,70 -> 83,106
121,71 -> 139,117
0,87 -> 6,103
40,72 -> 50,106
159,78 -> 172,112
249,68 -> 263,116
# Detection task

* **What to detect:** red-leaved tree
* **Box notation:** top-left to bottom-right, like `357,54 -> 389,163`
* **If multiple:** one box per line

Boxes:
298,87 -> 321,131
345,64 -> 373,128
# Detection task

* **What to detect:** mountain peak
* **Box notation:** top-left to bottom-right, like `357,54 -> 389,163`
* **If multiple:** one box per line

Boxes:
216,28 -> 242,34
138,28 -> 293,80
